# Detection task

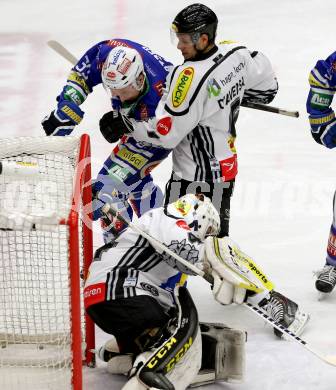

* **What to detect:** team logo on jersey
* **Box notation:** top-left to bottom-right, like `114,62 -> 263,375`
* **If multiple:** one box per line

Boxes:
156,116 -> 172,135
172,67 -> 194,107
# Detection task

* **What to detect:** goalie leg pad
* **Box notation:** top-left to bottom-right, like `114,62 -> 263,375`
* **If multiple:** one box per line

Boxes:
135,286 -> 201,390
190,322 -> 246,387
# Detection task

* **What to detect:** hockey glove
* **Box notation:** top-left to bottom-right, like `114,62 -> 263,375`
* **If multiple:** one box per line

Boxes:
99,111 -> 134,144
42,100 -> 84,136
204,236 -> 274,305
308,109 -> 336,148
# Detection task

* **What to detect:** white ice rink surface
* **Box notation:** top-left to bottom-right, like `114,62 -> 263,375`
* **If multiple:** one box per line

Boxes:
1,0 -> 336,389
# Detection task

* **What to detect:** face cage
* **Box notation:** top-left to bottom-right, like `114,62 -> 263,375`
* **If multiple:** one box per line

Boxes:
170,29 -> 201,47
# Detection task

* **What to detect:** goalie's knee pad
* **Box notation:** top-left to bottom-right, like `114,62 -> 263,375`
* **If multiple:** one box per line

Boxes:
190,322 -> 247,387
132,286 -> 202,390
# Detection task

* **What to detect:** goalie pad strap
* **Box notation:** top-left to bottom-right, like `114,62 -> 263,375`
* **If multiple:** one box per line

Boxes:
190,322 -> 246,387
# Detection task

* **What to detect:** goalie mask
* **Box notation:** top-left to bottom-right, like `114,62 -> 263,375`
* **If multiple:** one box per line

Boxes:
102,47 -> 145,91
168,194 -> 220,241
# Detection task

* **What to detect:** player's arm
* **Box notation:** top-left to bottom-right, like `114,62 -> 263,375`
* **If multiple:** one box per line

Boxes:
241,48 -> 278,104
41,41 -> 108,136
129,65 -> 204,149
306,51 -> 336,148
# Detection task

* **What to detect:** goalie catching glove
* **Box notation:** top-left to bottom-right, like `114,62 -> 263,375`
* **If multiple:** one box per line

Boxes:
203,236 -> 274,305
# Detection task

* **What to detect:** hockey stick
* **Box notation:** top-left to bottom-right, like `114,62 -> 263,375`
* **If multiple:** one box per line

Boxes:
47,40 -> 299,118
103,203 -> 336,367
240,101 -> 299,118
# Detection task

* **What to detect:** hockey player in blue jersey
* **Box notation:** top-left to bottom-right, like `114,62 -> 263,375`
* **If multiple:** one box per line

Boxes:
42,39 -> 173,240
307,50 -> 336,294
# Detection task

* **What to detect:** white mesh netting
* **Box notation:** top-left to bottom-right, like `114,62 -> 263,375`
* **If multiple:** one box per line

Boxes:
0,136 -> 83,390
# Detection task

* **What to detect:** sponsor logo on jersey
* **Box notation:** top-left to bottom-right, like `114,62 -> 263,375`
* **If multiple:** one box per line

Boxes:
60,105 -> 82,124
64,86 -> 85,105
308,73 -> 324,88
207,78 -> 221,98
217,77 -> 245,108
117,148 -> 148,169
140,282 -> 159,296
83,283 -> 105,308
176,220 -> 191,231
172,67 -> 194,107
219,155 -> 238,181
156,116 -> 172,135
311,92 -> 333,109
107,40 -> 130,48
153,80 -> 164,96
68,71 -> 90,94
108,165 -> 131,182
218,61 -> 245,87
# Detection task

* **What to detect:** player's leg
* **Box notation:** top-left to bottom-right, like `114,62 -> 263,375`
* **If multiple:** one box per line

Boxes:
315,191 -> 336,293
123,286 -> 201,390
86,295 -> 172,374
128,174 -> 164,217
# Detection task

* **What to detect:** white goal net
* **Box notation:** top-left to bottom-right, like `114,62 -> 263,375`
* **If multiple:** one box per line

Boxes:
0,135 -> 95,390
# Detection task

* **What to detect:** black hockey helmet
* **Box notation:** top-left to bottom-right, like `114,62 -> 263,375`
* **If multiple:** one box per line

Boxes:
171,3 -> 218,44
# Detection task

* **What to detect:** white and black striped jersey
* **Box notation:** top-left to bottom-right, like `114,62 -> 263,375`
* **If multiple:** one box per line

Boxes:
129,41 -> 278,182
84,206 -> 205,311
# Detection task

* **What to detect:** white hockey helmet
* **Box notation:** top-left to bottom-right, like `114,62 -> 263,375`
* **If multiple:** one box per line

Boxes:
168,193 -> 220,241
102,46 -> 144,91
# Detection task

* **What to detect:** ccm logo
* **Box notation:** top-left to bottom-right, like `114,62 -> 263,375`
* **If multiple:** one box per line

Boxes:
156,117 -> 172,135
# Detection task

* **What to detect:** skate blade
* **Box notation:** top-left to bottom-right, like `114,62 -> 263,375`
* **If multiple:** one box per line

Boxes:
282,312 -> 310,341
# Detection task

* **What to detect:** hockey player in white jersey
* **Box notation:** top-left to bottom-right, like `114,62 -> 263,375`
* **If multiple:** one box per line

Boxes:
306,51 -> 336,294
126,3 -> 278,238
84,194 -> 309,389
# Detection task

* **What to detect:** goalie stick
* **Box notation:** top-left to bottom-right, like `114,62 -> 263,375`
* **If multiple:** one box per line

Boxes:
47,40 -> 299,118
102,203 -> 336,367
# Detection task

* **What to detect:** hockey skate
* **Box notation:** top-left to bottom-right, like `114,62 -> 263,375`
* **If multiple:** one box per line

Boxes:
315,264 -> 336,294
258,291 -> 310,339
